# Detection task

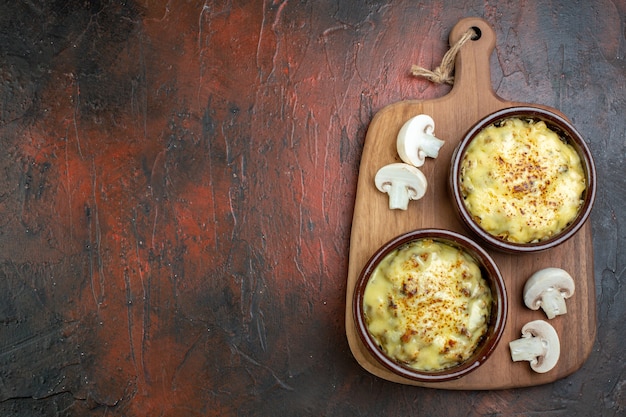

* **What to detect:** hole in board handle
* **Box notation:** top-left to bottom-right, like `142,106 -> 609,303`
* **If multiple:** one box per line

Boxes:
471,26 -> 482,41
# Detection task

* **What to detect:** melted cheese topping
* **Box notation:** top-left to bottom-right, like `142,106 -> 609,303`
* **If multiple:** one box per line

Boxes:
363,239 -> 492,372
460,118 -> 586,243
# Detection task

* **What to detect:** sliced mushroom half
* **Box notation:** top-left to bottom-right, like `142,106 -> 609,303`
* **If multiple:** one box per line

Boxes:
509,320 -> 560,373
523,268 -> 575,319
374,163 -> 427,210
396,114 -> 444,167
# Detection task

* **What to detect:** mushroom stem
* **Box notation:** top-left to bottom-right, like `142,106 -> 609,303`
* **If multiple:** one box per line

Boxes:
418,135 -> 445,160
539,287 -> 568,319
509,335 -> 546,365
387,181 -> 410,210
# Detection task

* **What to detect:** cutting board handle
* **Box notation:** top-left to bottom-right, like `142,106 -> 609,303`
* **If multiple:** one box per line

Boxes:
449,17 -> 502,108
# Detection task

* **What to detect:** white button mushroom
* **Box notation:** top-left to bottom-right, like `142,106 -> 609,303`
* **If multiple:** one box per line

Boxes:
374,163 -> 427,210
396,114 -> 445,167
523,268 -> 575,319
509,320 -> 560,373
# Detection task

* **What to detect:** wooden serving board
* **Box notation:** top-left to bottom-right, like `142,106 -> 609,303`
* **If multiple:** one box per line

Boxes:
345,17 -> 596,389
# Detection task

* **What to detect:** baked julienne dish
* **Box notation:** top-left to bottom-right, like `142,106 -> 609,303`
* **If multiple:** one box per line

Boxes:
460,117 -> 586,244
362,239 -> 492,372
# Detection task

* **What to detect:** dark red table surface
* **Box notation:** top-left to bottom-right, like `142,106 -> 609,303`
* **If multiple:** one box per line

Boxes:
0,1 -> 624,416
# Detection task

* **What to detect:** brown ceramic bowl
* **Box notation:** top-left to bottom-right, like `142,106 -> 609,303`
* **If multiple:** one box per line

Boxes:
450,106 -> 597,253
353,229 -> 507,383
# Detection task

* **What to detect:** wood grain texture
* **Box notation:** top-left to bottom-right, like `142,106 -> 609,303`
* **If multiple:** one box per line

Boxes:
0,1 -> 624,416
345,17 -> 595,389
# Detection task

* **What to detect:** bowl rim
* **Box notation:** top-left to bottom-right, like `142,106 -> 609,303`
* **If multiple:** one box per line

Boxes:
352,228 -> 508,382
449,106 -> 597,253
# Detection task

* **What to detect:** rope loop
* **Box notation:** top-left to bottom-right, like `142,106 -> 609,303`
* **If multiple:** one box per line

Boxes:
410,27 -> 477,85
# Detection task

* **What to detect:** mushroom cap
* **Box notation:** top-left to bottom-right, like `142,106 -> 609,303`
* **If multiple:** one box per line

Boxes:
396,114 -> 443,167
520,320 -> 560,373
523,267 -> 575,310
374,163 -> 427,210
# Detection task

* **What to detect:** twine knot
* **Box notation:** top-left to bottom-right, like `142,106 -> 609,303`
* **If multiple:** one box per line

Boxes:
410,27 -> 477,85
